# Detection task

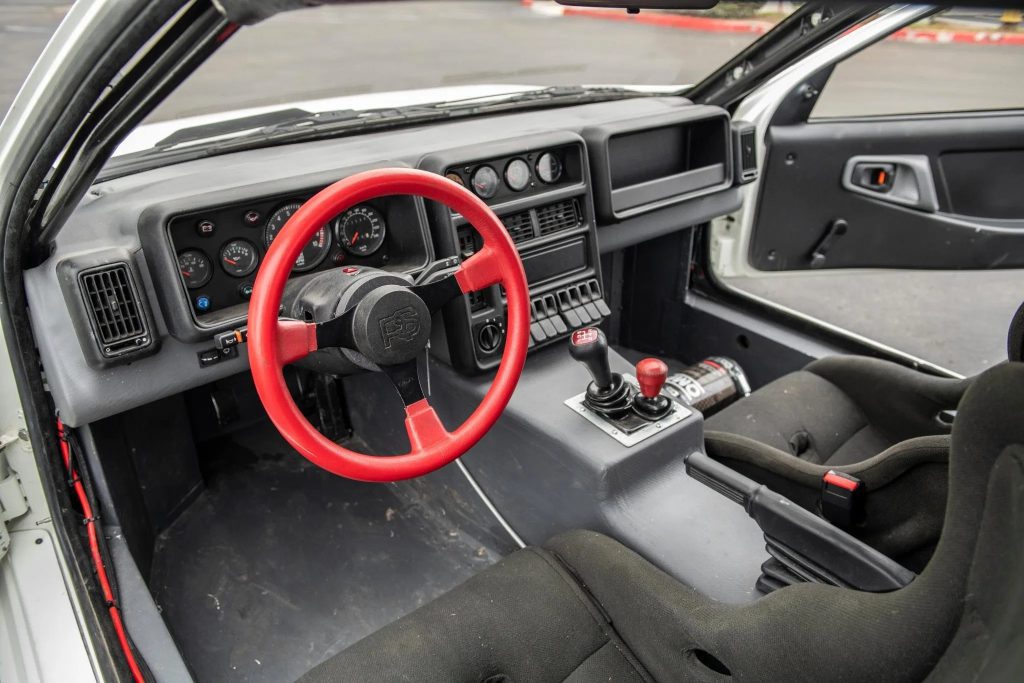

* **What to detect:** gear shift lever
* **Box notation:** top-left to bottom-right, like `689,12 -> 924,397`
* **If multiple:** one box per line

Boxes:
568,328 -> 613,390
569,327 -> 631,417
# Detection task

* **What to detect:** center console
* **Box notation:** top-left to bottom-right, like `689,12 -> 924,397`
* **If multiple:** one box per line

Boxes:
343,340 -> 769,605
419,131 -> 611,373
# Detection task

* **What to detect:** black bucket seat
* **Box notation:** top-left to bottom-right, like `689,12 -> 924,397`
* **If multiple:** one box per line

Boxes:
702,301 -> 1024,568
300,361 -> 1024,682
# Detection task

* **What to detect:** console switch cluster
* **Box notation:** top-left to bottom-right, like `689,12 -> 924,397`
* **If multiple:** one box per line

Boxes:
529,279 -> 611,347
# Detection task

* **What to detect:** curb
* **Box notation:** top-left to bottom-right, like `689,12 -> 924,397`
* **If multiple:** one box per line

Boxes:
521,1 -> 1024,46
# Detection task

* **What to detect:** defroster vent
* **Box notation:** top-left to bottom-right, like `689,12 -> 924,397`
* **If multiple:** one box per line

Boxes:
79,263 -> 151,358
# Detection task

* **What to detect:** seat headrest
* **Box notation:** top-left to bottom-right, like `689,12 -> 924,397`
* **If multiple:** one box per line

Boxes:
1009,301 -> 1024,363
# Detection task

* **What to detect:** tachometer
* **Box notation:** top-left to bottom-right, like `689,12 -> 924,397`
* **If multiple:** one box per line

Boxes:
219,239 -> 259,277
504,158 -> 531,192
178,250 -> 212,290
335,205 -> 386,257
264,203 -> 332,272
471,165 -> 500,199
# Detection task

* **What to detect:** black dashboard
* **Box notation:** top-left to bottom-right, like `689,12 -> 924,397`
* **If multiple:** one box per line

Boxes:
26,96 -> 749,426
166,192 -> 430,324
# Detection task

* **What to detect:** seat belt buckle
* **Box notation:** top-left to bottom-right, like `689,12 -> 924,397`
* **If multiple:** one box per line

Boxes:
820,470 -> 865,529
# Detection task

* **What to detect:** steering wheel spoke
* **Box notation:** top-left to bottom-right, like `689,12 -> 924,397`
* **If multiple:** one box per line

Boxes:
410,273 -> 464,315
278,319 -> 319,364
454,245 -> 503,293
314,307 -> 358,350
380,358 -> 426,406
404,398 -> 453,452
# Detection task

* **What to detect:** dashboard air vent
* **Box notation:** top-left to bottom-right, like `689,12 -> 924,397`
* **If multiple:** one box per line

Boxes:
457,227 -> 477,257
79,263 -> 151,358
536,199 -> 581,236
501,210 -> 535,244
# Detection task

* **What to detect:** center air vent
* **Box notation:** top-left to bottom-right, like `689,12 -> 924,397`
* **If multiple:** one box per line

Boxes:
79,263 -> 151,359
536,199 -> 581,236
501,210 -> 535,244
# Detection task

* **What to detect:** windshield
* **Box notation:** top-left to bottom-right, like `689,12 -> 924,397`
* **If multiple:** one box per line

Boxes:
144,1 -> 793,124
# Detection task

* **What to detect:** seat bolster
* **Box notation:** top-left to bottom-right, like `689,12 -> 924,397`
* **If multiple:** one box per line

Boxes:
805,356 -> 970,442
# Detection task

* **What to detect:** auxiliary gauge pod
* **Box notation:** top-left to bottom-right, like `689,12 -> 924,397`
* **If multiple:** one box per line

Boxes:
568,327 -> 672,421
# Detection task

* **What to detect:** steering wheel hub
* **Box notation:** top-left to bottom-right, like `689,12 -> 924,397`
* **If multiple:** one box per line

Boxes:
352,285 -> 431,365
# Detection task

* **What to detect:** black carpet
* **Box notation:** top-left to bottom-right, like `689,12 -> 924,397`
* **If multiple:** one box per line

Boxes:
150,426 -> 502,683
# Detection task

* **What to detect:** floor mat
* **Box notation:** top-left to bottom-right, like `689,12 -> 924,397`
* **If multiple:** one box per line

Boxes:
150,425 -> 502,683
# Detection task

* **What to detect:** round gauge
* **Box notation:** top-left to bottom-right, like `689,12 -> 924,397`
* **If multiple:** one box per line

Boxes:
219,239 -> 259,277
177,250 -> 212,290
470,165 -> 500,199
536,152 -> 564,184
264,203 -> 332,272
335,205 -> 387,257
504,158 -> 531,192
445,172 -> 466,187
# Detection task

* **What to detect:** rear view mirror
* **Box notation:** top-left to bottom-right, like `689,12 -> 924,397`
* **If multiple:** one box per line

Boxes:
556,1 -> 720,9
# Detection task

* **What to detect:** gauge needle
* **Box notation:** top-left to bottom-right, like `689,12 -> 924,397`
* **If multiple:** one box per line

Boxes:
351,231 -> 360,243
224,258 -> 237,265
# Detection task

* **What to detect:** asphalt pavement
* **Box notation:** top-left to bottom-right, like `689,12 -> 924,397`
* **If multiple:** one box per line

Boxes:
3,1 -> 1023,121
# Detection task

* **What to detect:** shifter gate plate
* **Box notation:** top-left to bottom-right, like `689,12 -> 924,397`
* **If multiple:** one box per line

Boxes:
564,375 -> 691,448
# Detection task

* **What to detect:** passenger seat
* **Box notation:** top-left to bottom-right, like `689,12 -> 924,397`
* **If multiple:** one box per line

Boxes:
702,300 -> 1024,569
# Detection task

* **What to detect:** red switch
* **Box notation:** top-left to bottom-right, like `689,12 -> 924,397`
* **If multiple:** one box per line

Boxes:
636,358 -> 668,399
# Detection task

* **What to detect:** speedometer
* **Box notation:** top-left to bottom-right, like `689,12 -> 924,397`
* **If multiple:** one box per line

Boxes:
334,205 -> 386,257
264,203 -> 332,272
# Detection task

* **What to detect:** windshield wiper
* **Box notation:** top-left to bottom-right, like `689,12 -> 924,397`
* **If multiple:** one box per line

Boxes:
101,86 -> 656,179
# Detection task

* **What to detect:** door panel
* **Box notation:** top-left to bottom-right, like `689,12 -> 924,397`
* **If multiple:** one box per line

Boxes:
940,149 -> 1024,220
751,113 -> 1024,271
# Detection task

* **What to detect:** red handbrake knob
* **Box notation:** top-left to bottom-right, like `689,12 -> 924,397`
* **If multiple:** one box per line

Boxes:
636,358 -> 668,399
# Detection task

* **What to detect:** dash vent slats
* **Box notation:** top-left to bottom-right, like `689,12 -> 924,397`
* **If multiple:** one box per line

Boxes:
79,263 -> 151,358
536,199 -> 581,236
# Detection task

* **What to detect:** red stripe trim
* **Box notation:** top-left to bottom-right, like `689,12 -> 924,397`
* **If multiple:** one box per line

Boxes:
58,420 -> 146,682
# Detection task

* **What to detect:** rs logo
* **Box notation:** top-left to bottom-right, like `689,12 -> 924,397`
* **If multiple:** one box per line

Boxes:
379,306 -> 420,349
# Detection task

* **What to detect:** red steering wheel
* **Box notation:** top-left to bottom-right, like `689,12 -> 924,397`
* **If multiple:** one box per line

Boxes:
249,168 -> 529,482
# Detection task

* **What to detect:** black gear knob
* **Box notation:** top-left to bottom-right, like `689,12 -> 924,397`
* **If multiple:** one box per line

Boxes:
569,327 -> 613,391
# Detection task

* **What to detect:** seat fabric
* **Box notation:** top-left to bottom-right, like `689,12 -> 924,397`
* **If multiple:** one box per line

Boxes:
704,355 -> 968,568
299,363 -> 1024,683
705,356 -> 966,467
298,546 -> 649,683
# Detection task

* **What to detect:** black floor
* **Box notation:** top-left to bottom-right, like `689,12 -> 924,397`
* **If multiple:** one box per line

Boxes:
150,426 -> 503,683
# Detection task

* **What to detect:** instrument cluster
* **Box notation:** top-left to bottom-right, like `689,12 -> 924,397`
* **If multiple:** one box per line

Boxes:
168,196 -> 394,318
